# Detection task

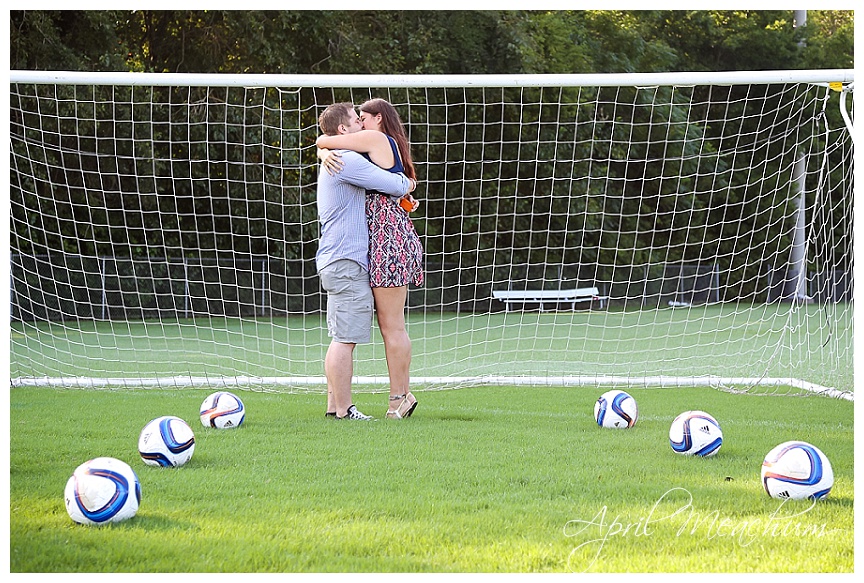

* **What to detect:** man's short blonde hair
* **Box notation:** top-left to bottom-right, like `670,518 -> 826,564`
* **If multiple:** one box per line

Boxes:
318,102 -> 355,136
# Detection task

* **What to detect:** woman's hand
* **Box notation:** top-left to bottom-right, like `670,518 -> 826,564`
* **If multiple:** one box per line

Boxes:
317,147 -> 344,176
399,193 -> 420,213
398,178 -> 419,212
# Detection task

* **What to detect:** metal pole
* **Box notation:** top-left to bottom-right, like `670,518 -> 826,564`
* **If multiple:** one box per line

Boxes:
789,154 -> 812,303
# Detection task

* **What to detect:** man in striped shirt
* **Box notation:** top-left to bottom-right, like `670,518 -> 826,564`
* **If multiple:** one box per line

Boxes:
316,102 -> 417,420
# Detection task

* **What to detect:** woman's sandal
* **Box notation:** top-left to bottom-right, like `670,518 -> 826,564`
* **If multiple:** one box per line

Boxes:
404,392 -> 418,417
385,392 -> 418,419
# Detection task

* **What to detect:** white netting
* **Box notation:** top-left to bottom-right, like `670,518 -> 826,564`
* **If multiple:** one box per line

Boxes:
8,71 -> 854,398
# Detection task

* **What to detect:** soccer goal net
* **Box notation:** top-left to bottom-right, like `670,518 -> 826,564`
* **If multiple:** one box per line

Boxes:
9,70 -> 854,399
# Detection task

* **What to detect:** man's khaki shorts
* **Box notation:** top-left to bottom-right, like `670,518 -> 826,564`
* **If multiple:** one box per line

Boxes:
319,259 -> 373,344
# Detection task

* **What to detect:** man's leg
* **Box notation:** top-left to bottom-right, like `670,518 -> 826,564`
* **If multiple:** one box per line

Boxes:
325,340 -> 355,418
319,259 -> 374,419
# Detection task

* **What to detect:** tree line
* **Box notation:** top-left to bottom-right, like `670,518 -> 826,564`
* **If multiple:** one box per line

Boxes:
9,11 -> 853,75
9,11 -> 855,306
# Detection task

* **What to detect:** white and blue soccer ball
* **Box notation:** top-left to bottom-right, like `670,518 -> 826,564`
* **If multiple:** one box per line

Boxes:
200,391 -> 245,429
138,415 -> 195,467
669,410 -> 723,456
593,390 -> 638,429
64,457 -> 141,525
761,441 -> 834,500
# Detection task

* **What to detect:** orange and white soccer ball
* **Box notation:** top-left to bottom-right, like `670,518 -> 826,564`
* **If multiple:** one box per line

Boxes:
200,391 -> 246,429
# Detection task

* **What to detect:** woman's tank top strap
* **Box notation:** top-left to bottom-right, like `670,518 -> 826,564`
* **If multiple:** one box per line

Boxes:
384,135 -> 405,174
359,134 -> 404,174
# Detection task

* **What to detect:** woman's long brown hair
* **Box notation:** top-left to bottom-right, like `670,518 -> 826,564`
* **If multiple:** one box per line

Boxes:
359,98 -> 416,180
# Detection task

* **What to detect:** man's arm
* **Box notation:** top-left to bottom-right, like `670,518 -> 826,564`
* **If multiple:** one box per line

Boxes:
335,150 -> 414,197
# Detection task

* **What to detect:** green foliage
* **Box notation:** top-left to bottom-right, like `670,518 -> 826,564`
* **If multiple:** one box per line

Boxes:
799,11 -> 855,69
498,12 -> 592,74
9,385 -> 853,572
649,11 -> 803,72
10,10 -> 852,74
582,11 -> 679,73
10,74 -> 850,298
9,10 -> 854,299
9,11 -> 130,71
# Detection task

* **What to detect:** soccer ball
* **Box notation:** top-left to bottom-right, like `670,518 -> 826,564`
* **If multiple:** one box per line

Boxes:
593,390 -> 638,429
64,457 -> 141,525
761,441 -> 834,500
138,415 -> 195,467
669,410 -> 723,456
200,391 -> 246,429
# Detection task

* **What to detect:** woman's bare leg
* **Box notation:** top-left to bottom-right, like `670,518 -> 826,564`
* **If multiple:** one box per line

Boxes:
373,286 -> 412,406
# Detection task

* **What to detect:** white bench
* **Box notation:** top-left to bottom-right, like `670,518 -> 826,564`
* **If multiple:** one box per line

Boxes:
492,287 -> 607,312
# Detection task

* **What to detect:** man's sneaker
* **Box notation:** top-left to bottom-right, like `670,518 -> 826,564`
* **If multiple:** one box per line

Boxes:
336,404 -> 373,420
325,411 -> 336,419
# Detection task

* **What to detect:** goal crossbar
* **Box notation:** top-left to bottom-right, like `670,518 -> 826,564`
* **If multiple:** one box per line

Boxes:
9,69 -> 854,88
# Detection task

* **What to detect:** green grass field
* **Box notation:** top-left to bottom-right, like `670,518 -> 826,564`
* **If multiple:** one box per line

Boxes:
10,304 -> 853,393
9,384 -> 853,573
8,305 -> 854,571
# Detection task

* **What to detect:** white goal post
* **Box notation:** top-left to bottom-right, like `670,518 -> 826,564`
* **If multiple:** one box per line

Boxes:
9,69 -> 854,399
